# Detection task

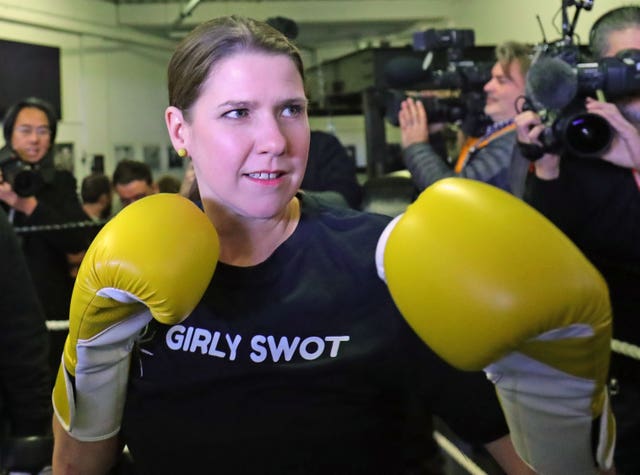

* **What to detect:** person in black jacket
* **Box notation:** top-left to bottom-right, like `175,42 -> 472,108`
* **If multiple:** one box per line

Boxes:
0,97 -> 88,377
515,7 -> 640,474
0,207 -> 51,438
302,130 -> 363,209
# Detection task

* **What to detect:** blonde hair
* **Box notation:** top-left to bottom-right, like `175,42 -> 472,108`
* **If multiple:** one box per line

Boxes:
495,41 -> 533,79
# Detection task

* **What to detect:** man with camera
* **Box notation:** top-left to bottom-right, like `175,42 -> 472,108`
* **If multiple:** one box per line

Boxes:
515,6 -> 640,474
398,41 -> 533,197
0,97 -> 89,378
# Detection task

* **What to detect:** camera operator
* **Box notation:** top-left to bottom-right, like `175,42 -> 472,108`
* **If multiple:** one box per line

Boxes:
515,6 -> 640,474
0,97 -> 89,378
399,41 -> 533,197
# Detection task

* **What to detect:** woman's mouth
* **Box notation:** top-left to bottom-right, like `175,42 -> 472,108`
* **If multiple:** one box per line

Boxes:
247,172 -> 282,180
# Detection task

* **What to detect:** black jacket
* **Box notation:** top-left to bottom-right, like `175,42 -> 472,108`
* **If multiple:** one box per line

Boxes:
302,131 -> 363,209
0,208 -> 51,436
526,155 -> 640,378
2,153 -> 88,321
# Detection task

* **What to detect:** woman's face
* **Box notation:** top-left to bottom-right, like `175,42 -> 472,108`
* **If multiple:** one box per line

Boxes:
176,51 -> 309,220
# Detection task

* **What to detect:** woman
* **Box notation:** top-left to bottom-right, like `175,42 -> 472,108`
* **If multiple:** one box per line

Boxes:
53,16 -> 531,474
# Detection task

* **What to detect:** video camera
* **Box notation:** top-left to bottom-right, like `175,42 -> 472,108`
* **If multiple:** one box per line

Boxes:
522,0 -> 640,158
383,28 -> 493,135
0,146 -> 44,197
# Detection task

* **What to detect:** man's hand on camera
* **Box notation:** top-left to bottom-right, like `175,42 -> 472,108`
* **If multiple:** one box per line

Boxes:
399,98 -> 429,148
0,179 -> 37,215
514,111 -> 561,180
585,97 -> 640,169
0,179 -> 18,208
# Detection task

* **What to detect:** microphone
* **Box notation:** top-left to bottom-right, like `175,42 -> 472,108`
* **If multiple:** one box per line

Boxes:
526,56 -> 578,111
384,56 -> 429,88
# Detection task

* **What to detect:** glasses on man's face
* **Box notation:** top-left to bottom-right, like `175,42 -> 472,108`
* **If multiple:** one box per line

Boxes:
14,126 -> 51,138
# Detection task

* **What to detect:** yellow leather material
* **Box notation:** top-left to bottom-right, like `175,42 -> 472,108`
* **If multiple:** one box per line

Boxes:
382,178 -> 610,373
52,193 -> 219,440
379,178 -> 614,474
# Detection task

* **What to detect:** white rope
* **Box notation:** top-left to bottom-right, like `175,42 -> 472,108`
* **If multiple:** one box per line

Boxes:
13,219 -> 107,234
433,430 -> 488,475
45,320 -> 69,331
611,338 -> 640,361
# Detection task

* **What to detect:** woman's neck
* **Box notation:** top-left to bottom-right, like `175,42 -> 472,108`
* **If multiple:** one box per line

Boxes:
204,197 -> 301,267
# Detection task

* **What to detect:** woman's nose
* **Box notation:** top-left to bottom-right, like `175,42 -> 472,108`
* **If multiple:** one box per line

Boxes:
256,117 -> 287,156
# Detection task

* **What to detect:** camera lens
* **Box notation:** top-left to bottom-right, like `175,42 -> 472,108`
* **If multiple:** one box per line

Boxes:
561,112 -> 613,157
13,169 -> 44,197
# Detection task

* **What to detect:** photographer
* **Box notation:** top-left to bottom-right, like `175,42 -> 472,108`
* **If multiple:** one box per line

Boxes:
516,6 -> 640,474
399,41 -> 533,197
0,97 -> 88,377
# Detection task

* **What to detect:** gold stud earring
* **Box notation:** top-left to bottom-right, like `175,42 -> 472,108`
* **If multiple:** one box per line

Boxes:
177,148 -> 187,158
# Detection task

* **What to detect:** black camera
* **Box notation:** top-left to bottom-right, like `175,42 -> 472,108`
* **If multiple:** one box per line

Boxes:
412,28 -> 475,55
384,90 -> 465,127
522,0 -> 640,158
0,147 -> 44,197
383,28 -> 493,135
524,48 -> 640,158
384,29 -> 492,91
575,49 -> 640,98
529,96 -> 613,157
384,89 -> 486,127
419,60 -> 492,92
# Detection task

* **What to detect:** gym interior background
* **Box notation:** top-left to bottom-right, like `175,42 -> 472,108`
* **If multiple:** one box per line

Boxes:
0,1 -> 632,473
0,0 -> 629,185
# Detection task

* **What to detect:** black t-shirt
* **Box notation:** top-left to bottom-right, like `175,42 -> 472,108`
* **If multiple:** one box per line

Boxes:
121,195 -> 507,474
0,208 -> 51,435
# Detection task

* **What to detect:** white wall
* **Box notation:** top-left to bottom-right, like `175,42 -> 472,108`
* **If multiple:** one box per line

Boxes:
449,0 -> 633,46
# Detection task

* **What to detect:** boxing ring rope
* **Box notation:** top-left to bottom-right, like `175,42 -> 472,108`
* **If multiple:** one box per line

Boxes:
611,339 -> 640,361
13,219 -> 108,234
433,430 -> 488,475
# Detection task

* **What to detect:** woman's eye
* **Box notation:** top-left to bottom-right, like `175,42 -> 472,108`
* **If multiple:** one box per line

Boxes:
224,109 -> 249,119
282,104 -> 305,118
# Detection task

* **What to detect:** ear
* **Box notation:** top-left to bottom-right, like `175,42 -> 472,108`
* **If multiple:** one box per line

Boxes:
165,106 -> 188,151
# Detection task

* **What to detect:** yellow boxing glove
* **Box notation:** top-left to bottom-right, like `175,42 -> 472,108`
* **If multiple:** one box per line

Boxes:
52,193 -> 219,441
376,178 -> 614,475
